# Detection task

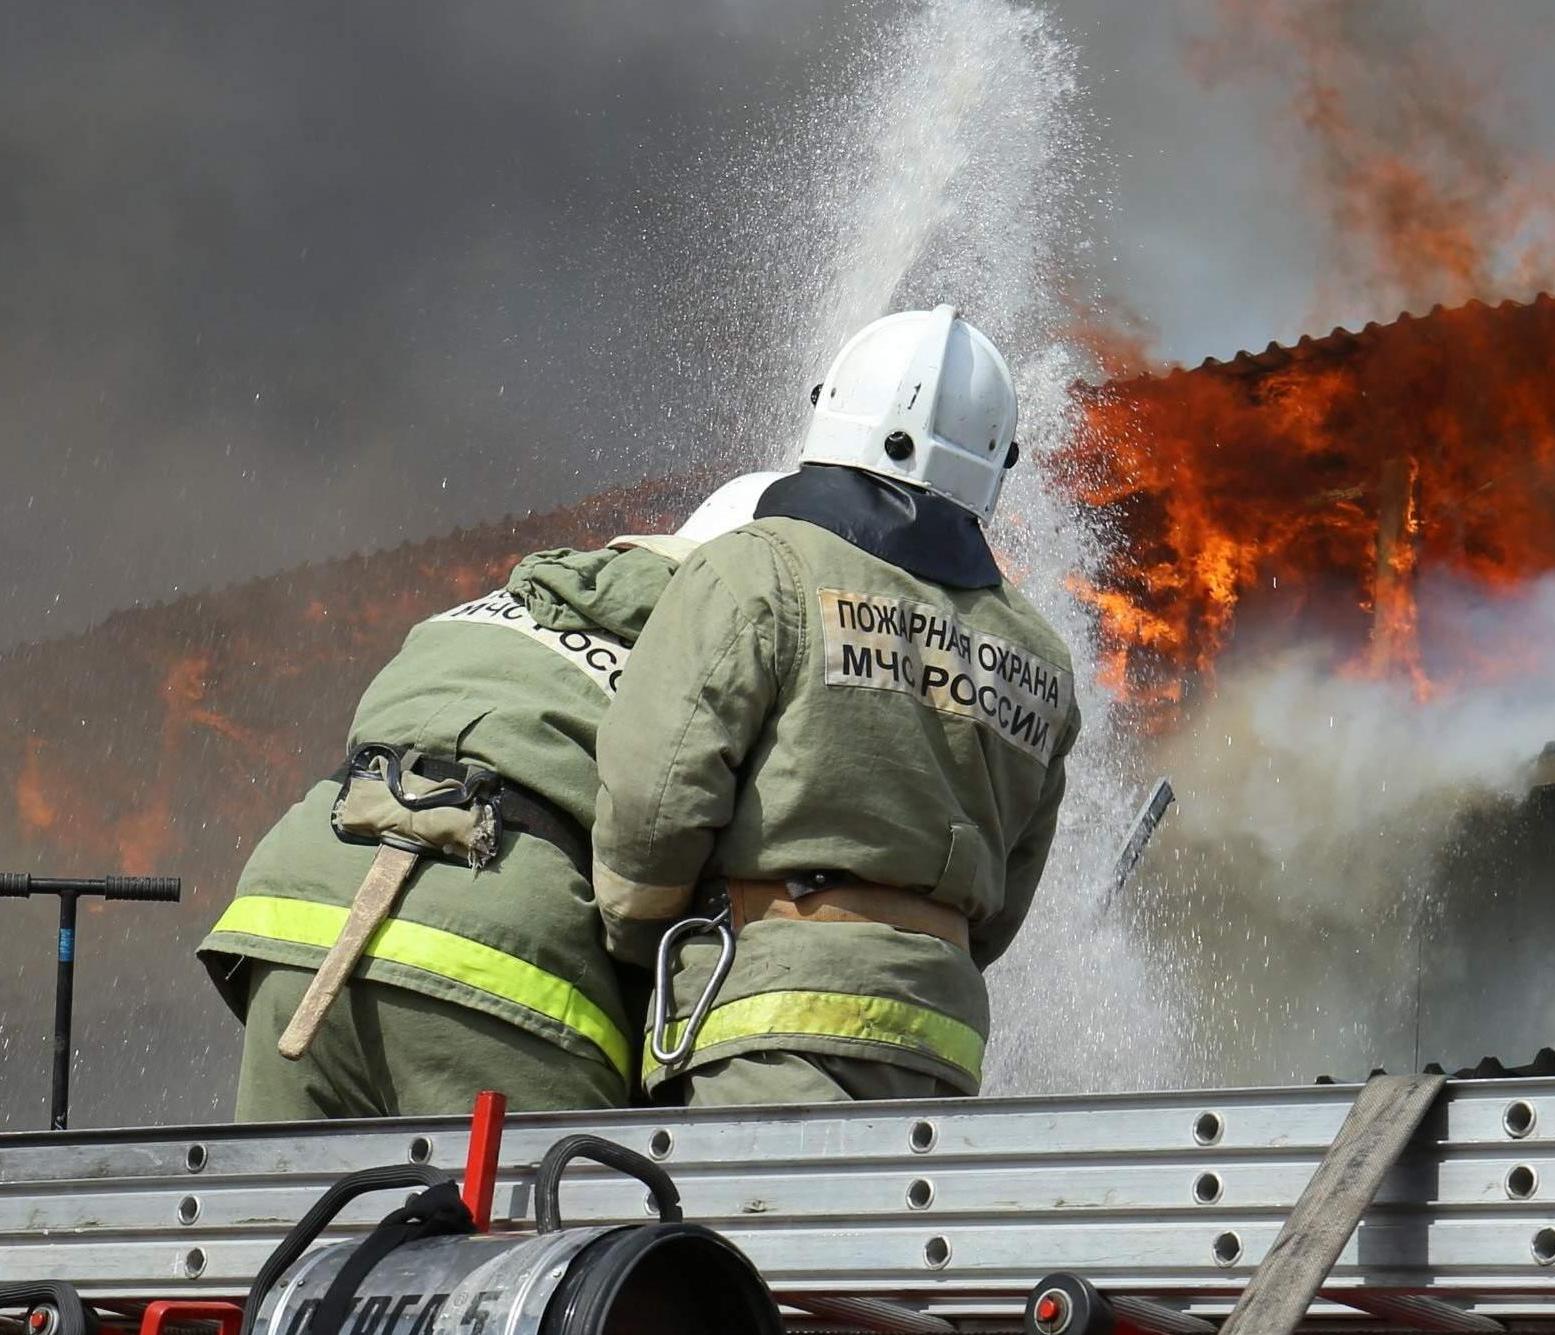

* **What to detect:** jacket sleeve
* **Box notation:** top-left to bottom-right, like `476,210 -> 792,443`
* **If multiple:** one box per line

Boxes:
969,699 -> 1082,970
592,533 -> 793,966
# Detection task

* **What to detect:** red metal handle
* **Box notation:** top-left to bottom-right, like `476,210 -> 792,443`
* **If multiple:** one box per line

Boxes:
140,1301 -> 243,1335
461,1090 -> 507,1232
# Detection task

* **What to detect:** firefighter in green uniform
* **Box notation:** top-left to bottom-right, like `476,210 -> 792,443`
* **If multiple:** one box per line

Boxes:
198,473 -> 786,1120
592,306 -> 1081,1105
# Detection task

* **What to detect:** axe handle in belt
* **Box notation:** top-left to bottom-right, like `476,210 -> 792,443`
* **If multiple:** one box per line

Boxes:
277,843 -> 421,1061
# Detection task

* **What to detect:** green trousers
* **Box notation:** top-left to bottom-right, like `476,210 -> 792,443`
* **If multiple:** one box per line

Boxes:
664,1051 -> 962,1107
235,961 -> 625,1120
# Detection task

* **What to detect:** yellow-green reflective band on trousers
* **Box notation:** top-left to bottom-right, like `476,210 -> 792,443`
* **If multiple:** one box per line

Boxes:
642,989 -> 985,1084
211,895 -> 631,1080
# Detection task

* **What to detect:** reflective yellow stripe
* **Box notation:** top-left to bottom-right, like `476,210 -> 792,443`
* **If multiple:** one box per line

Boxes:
643,989 -> 984,1084
211,895 -> 630,1080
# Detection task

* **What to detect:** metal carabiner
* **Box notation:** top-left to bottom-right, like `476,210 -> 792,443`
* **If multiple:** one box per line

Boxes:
649,907 -> 736,1069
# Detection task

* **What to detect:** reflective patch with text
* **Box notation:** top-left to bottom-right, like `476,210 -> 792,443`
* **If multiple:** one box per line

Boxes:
817,587 -> 1071,764
431,590 -> 629,694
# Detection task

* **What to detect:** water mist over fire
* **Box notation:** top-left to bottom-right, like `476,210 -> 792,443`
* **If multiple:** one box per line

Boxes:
703,0 -> 1200,1092
1136,573 -> 1555,1083
1040,0 -> 1555,1082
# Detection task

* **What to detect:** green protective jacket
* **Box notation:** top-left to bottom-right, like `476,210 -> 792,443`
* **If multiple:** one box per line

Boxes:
200,543 -> 684,1094
592,516 -> 1082,1095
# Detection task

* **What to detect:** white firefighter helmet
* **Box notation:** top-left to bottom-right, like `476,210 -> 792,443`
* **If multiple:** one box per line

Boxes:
800,304 -> 1018,523
675,470 -> 792,543
610,470 -> 792,561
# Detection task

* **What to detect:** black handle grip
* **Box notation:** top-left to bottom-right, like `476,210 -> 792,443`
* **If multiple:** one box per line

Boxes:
0,875 -> 181,901
535,1133 -> 683,1234
240,1163 -> 456,1335
104,876 -> 181,902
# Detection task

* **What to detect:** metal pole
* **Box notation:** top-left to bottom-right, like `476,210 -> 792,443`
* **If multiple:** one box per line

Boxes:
1100,776 -> 1176,912
0,874 -> 181,1131
51,891 -> 78,1131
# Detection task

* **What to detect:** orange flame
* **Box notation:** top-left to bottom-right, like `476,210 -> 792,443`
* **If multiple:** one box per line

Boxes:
1054,296 -> 1555,722
1,480 -> 689,884
1188,0 -> 1555,320
17,739 -> 59,834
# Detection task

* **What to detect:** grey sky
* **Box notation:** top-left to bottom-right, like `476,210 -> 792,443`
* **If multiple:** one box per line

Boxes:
1,0 -> 1551,648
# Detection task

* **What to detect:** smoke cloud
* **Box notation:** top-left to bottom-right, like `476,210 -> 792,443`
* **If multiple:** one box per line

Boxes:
6,1 -> 1554,649
1169,574 -> 1555,868
1188,0 -> 1555,328
0,0 -> 893,650
1126,575 -> 1555,1084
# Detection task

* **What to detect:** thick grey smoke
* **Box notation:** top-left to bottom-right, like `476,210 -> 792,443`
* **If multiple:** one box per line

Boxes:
1125,574 -> 1555,1086
0,0 -> 893,649
7,0 -> 1554,651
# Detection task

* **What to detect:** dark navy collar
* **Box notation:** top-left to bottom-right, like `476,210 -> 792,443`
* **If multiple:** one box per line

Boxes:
754,465 -> 1002,590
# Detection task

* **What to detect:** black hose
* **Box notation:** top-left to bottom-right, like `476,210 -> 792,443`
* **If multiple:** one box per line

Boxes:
307,1180 -> 474,1335
240,1164 -> 456,1335
0,1283 -> 95,1335
535,1135 -> 682,1234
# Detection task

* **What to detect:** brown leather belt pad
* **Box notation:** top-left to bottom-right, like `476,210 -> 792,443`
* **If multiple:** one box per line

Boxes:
277,843 -> 420,1061
728,879 -> 970,951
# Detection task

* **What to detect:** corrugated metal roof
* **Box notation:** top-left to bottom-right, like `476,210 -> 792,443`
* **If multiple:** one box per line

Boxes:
1102,291 -> 1555,389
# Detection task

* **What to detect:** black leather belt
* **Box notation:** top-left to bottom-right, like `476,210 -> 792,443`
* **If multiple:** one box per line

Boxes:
329,747 -> 590,878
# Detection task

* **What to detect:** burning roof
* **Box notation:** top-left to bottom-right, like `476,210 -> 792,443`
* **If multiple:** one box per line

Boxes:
6,295 -> 1552,884
1055,293 -> 1555,723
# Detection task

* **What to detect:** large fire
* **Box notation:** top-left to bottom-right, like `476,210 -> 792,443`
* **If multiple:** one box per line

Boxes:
1053,294 -> 1555,725
1051,0 -> 1555,727
7,302 -> 1555,879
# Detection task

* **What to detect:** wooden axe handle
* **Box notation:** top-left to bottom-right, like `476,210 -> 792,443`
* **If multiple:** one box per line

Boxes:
277,843 -> 420,1061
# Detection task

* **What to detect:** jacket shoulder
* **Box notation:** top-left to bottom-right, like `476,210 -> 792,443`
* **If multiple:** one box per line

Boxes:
990,579 -> 1075,672
688,523 -> 807,600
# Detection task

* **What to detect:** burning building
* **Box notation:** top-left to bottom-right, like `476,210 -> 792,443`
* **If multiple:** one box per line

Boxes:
1,297 -> 1553,1126
1056,293 -> 1555,1087
1057,292 -> 1555,721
